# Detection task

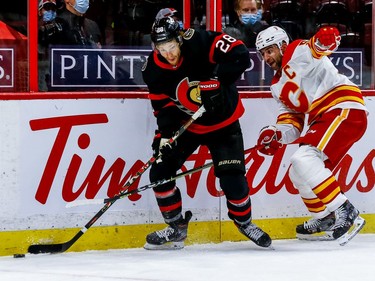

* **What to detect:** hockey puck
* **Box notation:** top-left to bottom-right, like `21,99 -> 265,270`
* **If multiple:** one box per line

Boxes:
13,254 -> 25,258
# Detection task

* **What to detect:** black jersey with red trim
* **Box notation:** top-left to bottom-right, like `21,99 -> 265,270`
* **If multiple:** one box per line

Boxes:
142,28 -> 250,135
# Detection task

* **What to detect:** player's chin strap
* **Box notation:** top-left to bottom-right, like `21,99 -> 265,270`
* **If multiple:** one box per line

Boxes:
28,105 -> 206,255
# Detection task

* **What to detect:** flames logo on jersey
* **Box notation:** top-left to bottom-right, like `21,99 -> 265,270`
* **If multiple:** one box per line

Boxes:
176,77 -> 201,114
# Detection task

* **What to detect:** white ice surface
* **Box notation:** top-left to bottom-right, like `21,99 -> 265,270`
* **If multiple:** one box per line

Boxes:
1,234 -> 375,281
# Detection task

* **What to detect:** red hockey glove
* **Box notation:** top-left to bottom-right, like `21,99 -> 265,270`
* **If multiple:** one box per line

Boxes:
152,130 -> 176,163
257,125 -> 283,156
314,26 -> 341,53
199,79 -> 224,114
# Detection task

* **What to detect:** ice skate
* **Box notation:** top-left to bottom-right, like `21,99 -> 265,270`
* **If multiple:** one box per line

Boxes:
237,222 -> 272,248
296,212 -> 336,241
144,211 -> 192,250
331,200 -> 366,246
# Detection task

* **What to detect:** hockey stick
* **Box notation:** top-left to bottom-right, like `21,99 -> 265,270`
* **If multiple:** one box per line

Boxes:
66,144 -> 263,207
66,162 -> 214,208
28,106 -> 206,254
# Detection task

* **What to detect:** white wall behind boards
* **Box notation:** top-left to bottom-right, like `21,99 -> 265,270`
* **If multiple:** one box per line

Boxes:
0,97 -> 373,231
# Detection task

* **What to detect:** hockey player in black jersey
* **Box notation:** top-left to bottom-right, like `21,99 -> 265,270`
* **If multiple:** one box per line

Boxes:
141,16 -> 271,250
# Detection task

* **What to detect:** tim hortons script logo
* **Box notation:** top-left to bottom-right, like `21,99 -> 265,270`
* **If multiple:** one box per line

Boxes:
29,114 -> 374,204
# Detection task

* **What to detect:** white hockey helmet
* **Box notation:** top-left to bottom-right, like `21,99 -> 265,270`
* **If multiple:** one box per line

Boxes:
255,26 -> 289,55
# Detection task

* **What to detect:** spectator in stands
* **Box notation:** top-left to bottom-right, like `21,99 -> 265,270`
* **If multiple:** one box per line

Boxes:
223,0 -> 269,48
144,7 -> 183,46
155,7 -> 177,19
85,0 -> 109,45
39,0 -> 102,91
155,7 -> 183,29
56,0 -> 102,47
38,0 -> 64,49
111,0 -> 159,46
38,0 -> 67,91
268,0 -> 306,39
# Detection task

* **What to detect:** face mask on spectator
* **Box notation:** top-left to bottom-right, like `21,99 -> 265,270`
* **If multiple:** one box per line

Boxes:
70,0 -> 89,14
43,10 -> 56,22
241,10 -> 262,25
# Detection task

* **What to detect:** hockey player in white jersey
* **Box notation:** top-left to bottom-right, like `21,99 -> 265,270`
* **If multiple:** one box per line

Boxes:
255,25 -> 368,245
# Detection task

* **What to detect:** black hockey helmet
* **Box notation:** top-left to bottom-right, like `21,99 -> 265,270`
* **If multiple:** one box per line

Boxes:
151,16 -> 181,45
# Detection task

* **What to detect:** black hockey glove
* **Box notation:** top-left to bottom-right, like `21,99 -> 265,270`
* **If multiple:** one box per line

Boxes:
199,79 -> 224,114
152,130 -> 176,163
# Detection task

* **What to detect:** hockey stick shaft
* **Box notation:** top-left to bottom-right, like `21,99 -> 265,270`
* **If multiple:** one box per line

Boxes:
28,106 -> 206,254
66,162 -> 214,208
66,144 -> 262,207
106,144 -> 261,202
107,162 -> 213,202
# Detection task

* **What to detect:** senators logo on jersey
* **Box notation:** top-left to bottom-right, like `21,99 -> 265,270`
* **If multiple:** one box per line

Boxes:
176,77 -> 201,113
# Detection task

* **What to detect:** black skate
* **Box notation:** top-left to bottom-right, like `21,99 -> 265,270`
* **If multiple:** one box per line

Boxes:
144,211 -> 192,250
296,212 -> 336,241
332,200 -> 366,246
237,222 -> 272,248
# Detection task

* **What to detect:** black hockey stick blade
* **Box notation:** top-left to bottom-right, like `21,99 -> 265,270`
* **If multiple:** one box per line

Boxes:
28,230 -> 84,254
28,242 -> 67,254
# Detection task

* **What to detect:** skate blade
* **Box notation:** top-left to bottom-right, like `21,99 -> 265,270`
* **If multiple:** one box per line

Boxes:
337,216 -> 366,246
296,231 -> 334,241
143,241 -> 185,250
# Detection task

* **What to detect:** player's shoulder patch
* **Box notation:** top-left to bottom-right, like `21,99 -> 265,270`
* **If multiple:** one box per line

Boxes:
141,58 -> 148,71
182,28 -> 195,40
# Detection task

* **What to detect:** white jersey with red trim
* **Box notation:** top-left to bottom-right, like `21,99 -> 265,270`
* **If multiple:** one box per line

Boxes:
271,39 -> 367,144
